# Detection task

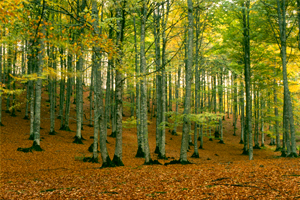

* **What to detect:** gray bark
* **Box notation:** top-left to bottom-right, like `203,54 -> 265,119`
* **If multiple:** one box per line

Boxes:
180,0 -> 193,163
113,0 -> 126,166
243,0 -> 252,159
33,25 -> 45,147
140,0 -> 151,163
64,52 -> 72,131
134,16 -> 144,157
276,0 -> 297,157
59,48 -> 65,129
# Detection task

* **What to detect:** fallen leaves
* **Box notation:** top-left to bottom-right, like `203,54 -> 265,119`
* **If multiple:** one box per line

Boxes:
1,90 -> 300,199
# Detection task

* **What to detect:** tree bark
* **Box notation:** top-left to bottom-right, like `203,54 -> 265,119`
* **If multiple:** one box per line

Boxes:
180,0 -> 193,163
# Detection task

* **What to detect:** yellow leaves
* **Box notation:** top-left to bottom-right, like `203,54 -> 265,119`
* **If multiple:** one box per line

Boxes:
49,27 -> 54,31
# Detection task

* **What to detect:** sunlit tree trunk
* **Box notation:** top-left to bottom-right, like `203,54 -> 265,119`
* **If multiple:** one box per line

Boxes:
243,0 -> 252,159
32,24 -> 45,150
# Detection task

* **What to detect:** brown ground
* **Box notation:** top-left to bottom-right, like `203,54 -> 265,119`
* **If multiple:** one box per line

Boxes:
1,89 -> 300,199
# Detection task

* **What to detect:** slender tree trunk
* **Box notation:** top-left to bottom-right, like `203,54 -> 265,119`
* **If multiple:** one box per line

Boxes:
219,69 -> 224,144
32,24 -> 45,150
134,16 -> 144,158
154,4 -> 162,154
49,46 -> 56,135
63,52 -> 72,131
276,0 -> 297,157
112,0 -> 126,166
140,0 -> 152,164
243,0 -> 252,159
274,73 -> 281,151
180,0 -> 193,163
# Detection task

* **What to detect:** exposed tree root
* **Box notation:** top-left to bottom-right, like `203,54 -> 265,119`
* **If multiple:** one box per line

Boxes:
83,156 -> 99,163
101,156 -> 115,168
154,146 -> 160,154
164,159 -> 193,165
281,150 -> 287,157
17,141 -> 43,153
191,153 -> 200,158
109,131 -> 116,138
23,116 -> 29,120
242,150 -> 249,155
199,145 -> 203,149
73,136 -> 83,144
135,145 -> 145,158
239,140 -> 243,144
274,147 -> 282,152
112,155 -> 124,166
287,152 -> 298,158
253,145 -> 261,149
88,143 -> 99,153
158,152 -> 167,160
49,131 -> 56,135
218,140 -> 225,144
144,159 -> 162,165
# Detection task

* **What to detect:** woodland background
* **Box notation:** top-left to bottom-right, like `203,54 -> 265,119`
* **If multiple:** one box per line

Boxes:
0,0 -> 300,199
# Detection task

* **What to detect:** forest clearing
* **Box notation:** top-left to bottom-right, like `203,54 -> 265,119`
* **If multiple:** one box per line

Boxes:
1,0 -> 300,199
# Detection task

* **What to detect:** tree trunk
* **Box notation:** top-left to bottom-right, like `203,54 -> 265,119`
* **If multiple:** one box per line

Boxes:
112,0 -> 126,166
276,0 -> 297,157
243,0 -> 252,159
140,0 -> 152,164
180,0 -> 193,163
134,16 -> 144,158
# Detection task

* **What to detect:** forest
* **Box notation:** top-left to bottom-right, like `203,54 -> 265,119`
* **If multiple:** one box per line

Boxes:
1,0 -> 300,199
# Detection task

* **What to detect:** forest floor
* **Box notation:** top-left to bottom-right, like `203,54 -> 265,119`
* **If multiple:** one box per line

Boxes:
1,89 -> 300,199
